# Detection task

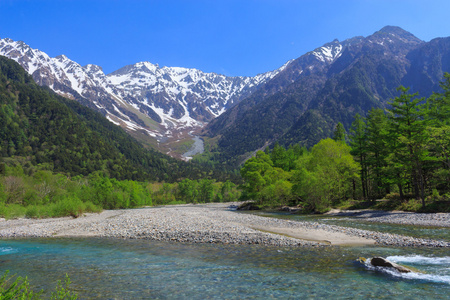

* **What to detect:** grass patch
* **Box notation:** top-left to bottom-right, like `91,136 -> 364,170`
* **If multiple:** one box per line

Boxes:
166,200 -> 187,205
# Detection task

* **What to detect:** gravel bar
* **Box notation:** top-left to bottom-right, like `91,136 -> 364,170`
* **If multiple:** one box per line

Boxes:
325,209 -> 450,227
0,203 -> 448,247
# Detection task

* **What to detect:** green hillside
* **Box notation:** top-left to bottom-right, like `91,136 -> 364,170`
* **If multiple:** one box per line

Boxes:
0,56 -> 228,182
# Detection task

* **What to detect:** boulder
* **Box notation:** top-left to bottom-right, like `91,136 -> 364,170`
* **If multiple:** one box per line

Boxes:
237,202 -> 260,210
370,257 -> 412,273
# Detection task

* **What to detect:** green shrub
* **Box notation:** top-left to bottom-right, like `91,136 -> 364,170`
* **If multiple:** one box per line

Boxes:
385,192 -> 401,201
166,200 -> 186,205
52,197 -> 86,218
83,201 -> 102,213
0,270 -> 77,299
25,205 -> 40,219
0,204 -> 27,219
0,270 -> 41,299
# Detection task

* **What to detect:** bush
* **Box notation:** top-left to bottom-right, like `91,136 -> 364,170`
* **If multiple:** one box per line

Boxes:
0,270 -> 77,299
0,270 -> 40,299
0,204 -> 27,219
52,196 -> 89,218
25,205 -> 40,218
166,200 -> 186,205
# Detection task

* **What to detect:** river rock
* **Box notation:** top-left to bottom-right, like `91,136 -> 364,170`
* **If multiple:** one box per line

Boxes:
237,202 -> 260,210
370,257 -> 412,273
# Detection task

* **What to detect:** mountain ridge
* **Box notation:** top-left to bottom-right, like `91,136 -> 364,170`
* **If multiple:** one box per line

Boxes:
0,37 -> 289,155
2,26 -> 449,167
202,26 -> 450,166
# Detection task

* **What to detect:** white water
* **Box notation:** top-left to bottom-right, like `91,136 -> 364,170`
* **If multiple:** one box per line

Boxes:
387,255 -> 450,265
364,255 -> 450,284
1,239 -> 449,299
0,247 -> 16,254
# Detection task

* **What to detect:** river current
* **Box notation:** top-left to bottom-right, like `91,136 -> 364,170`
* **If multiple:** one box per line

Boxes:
0,235 -> 449,299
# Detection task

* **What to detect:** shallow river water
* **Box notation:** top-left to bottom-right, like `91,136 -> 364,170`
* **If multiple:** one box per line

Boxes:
182,136 -> 204,159
0,236 -> 449,299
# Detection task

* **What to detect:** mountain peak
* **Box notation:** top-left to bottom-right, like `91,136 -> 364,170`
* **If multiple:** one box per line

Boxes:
375,26 -> 422,43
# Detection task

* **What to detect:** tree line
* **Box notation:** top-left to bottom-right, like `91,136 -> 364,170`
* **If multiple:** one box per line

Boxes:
0,55 -> 239,183
240,74 -> 450,212
0,161 -> 241,219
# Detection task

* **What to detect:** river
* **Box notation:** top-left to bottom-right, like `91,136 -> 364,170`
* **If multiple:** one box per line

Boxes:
182,136 -> 204,160
0,234 -> 449,298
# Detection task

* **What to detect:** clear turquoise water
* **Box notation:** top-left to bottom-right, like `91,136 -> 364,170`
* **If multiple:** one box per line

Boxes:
0,238 -> 449,299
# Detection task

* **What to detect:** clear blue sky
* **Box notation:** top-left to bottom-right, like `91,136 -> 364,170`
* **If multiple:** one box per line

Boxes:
1,0 -> 449,76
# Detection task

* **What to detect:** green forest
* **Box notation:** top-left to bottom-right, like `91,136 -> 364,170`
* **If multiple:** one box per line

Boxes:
0,56 -> 237,183
240,74 -> 450,213
0,55 -> 242,218
0,53 -> 449,218
0,162 -> 240,218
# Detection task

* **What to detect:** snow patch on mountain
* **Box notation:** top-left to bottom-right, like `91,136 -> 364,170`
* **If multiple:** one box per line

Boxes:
0,37 -> 291,143
313,41 -> 343,63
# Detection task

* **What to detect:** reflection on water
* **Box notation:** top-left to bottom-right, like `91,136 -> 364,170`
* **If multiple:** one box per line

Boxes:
0,238 -> 448,299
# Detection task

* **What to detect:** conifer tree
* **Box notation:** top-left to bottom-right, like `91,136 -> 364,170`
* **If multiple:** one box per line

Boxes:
365,108 -> 389,199
387,86 -> 430,207
349,113 -> 368,200
333,122 -> 346,143
426,73 -> 450,191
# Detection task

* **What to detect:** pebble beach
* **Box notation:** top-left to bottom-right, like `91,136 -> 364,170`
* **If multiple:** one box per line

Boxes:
0,203 -> 448,247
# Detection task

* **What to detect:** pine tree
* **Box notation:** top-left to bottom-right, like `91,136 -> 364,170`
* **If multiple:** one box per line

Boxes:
426,73 -> 450,191
349,113 -> 368,200
387,86 -> 430,207
365,108 -> 389,199
333,122 -> 346,143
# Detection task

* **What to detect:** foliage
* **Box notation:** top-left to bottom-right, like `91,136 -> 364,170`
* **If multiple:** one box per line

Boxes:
51,274 -> 77,300
0,55 -> 237,183
0,271 -> 77,299
333,122 -> 346,142
0,270 -> 40,299
240,75 -> 450,212
150,179 -> 241,205
0,164 -> 150,218
0,163 -> 241,218
240,140 -> 358,210
346,76 -> 450,209
292,139 -> 359,211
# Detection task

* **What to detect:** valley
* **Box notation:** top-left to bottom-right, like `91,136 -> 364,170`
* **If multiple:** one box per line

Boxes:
3,26 -> 449,166
2,1 -> 450,299
0,15 -> 450,300
0,38 -> 289,156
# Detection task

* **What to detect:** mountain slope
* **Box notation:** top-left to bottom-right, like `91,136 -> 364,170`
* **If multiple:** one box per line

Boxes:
203,26 -> 450,165
0,38 -> 288,154
0,55 -> 230,181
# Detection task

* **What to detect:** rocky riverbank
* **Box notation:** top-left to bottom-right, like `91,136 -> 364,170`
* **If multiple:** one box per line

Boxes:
325,209 -> 450,227
0,203 -> 448,247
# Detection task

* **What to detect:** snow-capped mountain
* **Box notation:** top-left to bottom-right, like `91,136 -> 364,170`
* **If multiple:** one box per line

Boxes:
0,37 -> 289,144
205,26 -> 450,166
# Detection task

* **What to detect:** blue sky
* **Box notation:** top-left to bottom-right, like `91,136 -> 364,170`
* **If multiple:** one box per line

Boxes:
1,0 -> 449,77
